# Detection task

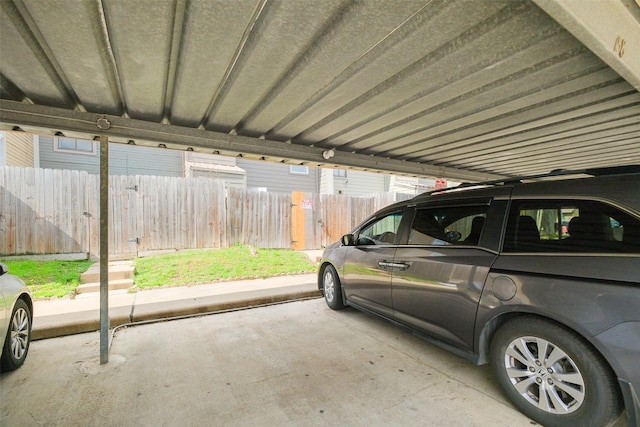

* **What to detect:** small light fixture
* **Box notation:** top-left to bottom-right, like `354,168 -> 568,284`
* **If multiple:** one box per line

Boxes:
158,143 -> 167,149
12,126 -> 23,132
55,131 -> 65,137
127,140 -> 135,145
212,150 -> 220,155
186,147 -> 194,151
322,149 -> 335,160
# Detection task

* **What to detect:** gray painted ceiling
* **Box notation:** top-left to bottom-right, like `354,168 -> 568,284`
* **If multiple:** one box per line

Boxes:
1,0 -> 639,182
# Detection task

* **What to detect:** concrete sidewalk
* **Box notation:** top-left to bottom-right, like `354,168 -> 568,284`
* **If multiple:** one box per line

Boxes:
33,273 -> 321,340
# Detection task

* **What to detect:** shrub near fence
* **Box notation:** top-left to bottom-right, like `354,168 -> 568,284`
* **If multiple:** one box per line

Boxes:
0,166 -> 406,257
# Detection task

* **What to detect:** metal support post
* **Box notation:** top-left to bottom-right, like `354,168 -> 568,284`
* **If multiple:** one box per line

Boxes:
99,135 -> 110,364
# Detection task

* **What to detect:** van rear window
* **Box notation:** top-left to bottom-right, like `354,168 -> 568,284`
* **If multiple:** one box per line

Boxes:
503,200 -> 640,253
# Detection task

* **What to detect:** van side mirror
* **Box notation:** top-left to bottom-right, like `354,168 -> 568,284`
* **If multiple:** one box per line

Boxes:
341,234 -> 356,246
0,263 -> 8,276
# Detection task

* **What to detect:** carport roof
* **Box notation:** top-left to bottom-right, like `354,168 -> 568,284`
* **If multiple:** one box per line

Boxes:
1,0 -> 639,182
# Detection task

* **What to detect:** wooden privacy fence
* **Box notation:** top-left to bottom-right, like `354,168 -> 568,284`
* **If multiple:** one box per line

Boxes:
109,175 -> 292,255
0,166 -> 405,257
291,192 -> 411,250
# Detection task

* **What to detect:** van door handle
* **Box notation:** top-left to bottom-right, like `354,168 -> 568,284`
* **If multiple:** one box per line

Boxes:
378,260 -> 392,269
390,262 -> 411,271
378,261 -> 410,271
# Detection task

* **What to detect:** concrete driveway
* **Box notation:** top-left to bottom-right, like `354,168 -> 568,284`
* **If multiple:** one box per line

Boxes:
1,299 -> 536,426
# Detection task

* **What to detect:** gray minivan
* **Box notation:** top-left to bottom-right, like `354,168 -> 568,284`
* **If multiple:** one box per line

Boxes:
318,166 -> 640,427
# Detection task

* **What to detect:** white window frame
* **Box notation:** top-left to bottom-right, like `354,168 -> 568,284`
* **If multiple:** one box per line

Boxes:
289,165 -> 309,175
333,169 -> 347,178
53,137 -> 98,155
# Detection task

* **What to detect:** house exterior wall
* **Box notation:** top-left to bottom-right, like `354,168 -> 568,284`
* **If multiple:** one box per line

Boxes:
333,170 -> 386,196
186,167 -> 246,188
186,152 -> 237,167
2,131 -> 35,167
184,152 -> 246,189
0,133 -> 4,166
237,158 -> 319,193
38,136 -> 183,176
31,134 -> 450,194
388,176 -> 456,195
320,169 -> 334,194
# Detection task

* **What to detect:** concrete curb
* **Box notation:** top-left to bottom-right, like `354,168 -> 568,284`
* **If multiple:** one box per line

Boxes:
33,284 -> 322,340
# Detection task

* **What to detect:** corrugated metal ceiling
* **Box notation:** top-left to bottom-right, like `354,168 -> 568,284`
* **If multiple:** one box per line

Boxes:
1,0 -> 639,182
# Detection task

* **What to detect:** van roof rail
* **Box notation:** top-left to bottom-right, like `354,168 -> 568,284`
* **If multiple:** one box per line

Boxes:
429,165 -> 640,195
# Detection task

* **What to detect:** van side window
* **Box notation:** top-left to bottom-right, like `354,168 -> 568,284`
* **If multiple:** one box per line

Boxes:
357,212 -> 403,245
408,206 -> 489,246
503,200 -> 640,253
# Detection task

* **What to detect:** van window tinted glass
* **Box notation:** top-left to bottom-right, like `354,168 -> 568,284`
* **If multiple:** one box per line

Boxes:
358,212 -> 403,245
408,206 -> 489,246
504,200 -> 640,253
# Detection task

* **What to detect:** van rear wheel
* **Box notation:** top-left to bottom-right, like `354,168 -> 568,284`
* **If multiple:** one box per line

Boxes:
490,317 -> 622,427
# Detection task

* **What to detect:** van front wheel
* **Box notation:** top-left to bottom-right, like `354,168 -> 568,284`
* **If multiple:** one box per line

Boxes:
322,265 -> 345,310
1,299 -> 32,372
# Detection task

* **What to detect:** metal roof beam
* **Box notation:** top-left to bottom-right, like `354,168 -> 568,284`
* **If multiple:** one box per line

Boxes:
534,0 -> 640,91
0,100 -> 501,182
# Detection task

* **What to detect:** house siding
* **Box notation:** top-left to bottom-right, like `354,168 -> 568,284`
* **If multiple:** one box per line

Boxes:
4,132 -> 34,167
184,152 -> 246,189
0,133 -> 5,166
38,136 -> 183,176
388,176 -> 456,195
320,169 -> 334,194
186,152 -> 237,167
333,170 -> 386,196
237,158 -> 319,193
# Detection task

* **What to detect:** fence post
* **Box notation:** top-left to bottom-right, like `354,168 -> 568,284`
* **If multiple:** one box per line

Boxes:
291,192 -> 304,250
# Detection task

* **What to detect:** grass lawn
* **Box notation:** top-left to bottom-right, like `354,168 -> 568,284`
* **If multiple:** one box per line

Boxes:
134,246 -> 317,289
0,259 -> 94,299
1,246 -> 317,298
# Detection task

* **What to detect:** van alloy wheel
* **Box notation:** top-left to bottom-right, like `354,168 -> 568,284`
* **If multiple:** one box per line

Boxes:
491,317 -> 622,427
502,336 -> 584,413
1,299 -> 32,371
322,265 -> 345,310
